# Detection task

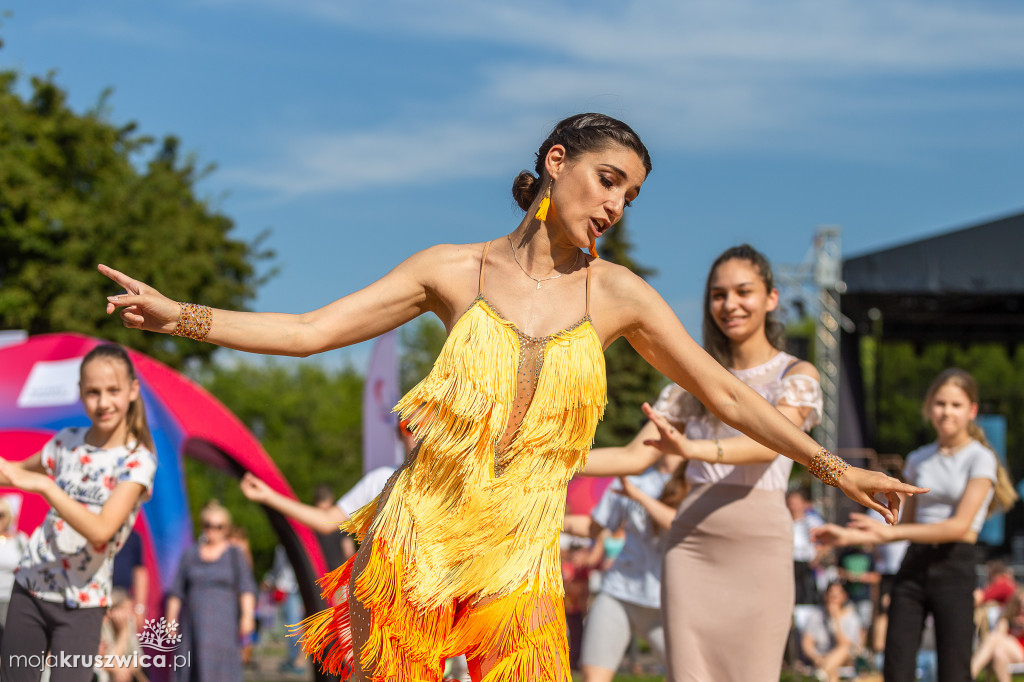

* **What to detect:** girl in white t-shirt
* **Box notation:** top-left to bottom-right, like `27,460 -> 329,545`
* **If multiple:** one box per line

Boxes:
0,344 -> 157,682
815,368 -> 1017,681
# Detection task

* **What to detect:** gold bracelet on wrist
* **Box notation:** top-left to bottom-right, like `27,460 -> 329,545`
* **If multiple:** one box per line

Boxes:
808,447 -> 849,487
712,438 -> 724,464
172,302 -> 213,342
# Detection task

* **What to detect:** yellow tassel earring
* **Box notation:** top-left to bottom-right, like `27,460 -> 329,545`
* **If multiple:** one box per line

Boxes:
534,182 -> 552,221
589,235 -> 600,259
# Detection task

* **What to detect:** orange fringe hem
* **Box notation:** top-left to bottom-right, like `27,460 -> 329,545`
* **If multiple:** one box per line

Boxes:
294,545 -> 571,682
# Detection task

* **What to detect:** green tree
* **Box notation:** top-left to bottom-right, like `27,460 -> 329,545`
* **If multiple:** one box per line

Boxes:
593,217 -> 668,447
196,359 -> 365,572
0,71 -> 272,369
873,341 -> 1024,478
400,318 -> 447,392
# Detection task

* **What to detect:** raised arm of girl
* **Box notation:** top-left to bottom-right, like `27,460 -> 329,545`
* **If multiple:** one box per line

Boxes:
0,462 -> 147,547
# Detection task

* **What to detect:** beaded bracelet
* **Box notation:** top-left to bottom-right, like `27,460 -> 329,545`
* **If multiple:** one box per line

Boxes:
172,302 -> 213,342
808,448 -> 849,487
712,438 -> 724,464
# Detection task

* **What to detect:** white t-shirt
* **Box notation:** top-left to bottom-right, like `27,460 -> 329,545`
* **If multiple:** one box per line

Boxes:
0,531 -> 29,600
792,509 -> 824,563
590,467 -> 672,609
17,427 -> 157,608
904,439 -> 997,534
802,605 -> 863,654
336,466 -> 397,516
653,352 -> 822,491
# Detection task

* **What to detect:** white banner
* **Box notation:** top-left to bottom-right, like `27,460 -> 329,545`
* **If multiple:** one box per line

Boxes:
17,358 -> 84,408
361,331 -> 401,473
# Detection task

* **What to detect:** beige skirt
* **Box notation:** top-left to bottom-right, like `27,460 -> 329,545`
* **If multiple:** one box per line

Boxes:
662,483 -> 794,682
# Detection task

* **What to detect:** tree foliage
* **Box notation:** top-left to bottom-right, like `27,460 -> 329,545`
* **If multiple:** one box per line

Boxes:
195,359 -> 365,572
399,318 -> 447,392
0,71 -> 272,369
593,217 -> 668,447
872,341 -> 1024,474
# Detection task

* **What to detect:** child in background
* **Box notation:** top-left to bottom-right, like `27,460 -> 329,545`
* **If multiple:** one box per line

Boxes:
815,368 -> 1017,681
0,344 -> 157,682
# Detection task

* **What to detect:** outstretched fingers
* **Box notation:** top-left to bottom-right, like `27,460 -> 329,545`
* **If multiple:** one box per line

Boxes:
640,402 -> 681,455
97,264 -> 180,333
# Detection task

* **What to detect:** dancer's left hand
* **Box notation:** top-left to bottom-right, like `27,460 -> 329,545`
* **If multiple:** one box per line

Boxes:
837,466 -> 926,525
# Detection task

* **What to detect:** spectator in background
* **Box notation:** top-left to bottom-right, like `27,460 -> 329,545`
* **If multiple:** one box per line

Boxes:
111,529 -> 149,630
814,368 -> 1018,681
0,496 -> 29,629
238,420 -> 414,556
310,484 -> 346,570
265,545 -> 304,675
166,500 -> 257,682
972,588 -> 1024,682
227,524 -> 253,566
561,542 -> 596,673
227,525 -> 255,667
788,487 -> 825,607
976,560 -> 1018,609
836,544 -> 879,629
865,494 -> 910,657
563,451 -> 685,681
800,581 -> 864,682
94,588 -> 144,682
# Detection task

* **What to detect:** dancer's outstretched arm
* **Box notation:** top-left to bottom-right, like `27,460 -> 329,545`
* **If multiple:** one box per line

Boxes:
594,267 -> 927,523
99,244 -> 460,357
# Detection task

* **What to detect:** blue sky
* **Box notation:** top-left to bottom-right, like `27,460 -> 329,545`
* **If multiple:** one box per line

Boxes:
3,1 -> 1023,369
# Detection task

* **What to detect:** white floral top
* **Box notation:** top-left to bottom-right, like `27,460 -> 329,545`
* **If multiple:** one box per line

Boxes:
653,351 -> 822,491
16,427 -> 157,608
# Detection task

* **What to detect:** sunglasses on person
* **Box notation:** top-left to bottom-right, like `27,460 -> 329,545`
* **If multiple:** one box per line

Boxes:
202,521 -> 227,530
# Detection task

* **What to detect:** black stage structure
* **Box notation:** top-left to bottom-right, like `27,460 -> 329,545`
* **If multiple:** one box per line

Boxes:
839,210 -> 1024,453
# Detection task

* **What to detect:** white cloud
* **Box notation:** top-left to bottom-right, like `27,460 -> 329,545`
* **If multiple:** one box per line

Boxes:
220,119 -> 543,197
210,0 -> 1024,196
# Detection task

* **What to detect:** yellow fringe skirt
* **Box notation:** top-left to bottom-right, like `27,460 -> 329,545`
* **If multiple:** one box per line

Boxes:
298,536 -> 571,682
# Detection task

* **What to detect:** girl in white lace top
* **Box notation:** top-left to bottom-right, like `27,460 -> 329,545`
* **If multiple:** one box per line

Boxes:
584,244 -> 823,682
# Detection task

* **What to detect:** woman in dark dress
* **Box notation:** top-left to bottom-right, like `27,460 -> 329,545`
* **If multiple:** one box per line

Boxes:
166,501 -> 257,682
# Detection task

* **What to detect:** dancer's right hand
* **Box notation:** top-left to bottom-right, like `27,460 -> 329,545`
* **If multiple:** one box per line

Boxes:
99,264 -> 181,334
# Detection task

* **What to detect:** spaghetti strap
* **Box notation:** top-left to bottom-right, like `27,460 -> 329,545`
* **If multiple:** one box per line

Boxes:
479,241 -> 491,294
585,259 -> 592,317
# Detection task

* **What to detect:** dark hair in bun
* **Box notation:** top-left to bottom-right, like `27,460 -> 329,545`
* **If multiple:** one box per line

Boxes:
512,113 -> 652,212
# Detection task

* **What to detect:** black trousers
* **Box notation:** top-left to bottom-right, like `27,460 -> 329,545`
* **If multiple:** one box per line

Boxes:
883,542 -> 977,682
0,582 -> 107,682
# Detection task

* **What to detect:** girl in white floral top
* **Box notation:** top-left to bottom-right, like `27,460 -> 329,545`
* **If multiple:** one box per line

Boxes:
0,344 -> 157,682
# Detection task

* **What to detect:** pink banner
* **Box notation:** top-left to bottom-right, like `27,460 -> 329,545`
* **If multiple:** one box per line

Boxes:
361,331 -> 401,473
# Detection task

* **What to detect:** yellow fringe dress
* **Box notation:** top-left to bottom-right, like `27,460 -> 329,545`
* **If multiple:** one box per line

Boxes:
299,243 -> 606,681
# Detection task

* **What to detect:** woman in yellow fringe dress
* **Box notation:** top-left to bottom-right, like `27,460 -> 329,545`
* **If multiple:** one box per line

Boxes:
99,113 -> 924,682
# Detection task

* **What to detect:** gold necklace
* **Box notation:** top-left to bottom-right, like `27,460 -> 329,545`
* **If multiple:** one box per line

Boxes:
507,235 -> 581,289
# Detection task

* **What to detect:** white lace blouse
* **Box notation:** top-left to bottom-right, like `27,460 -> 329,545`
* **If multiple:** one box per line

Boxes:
652,351 -> 822,492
